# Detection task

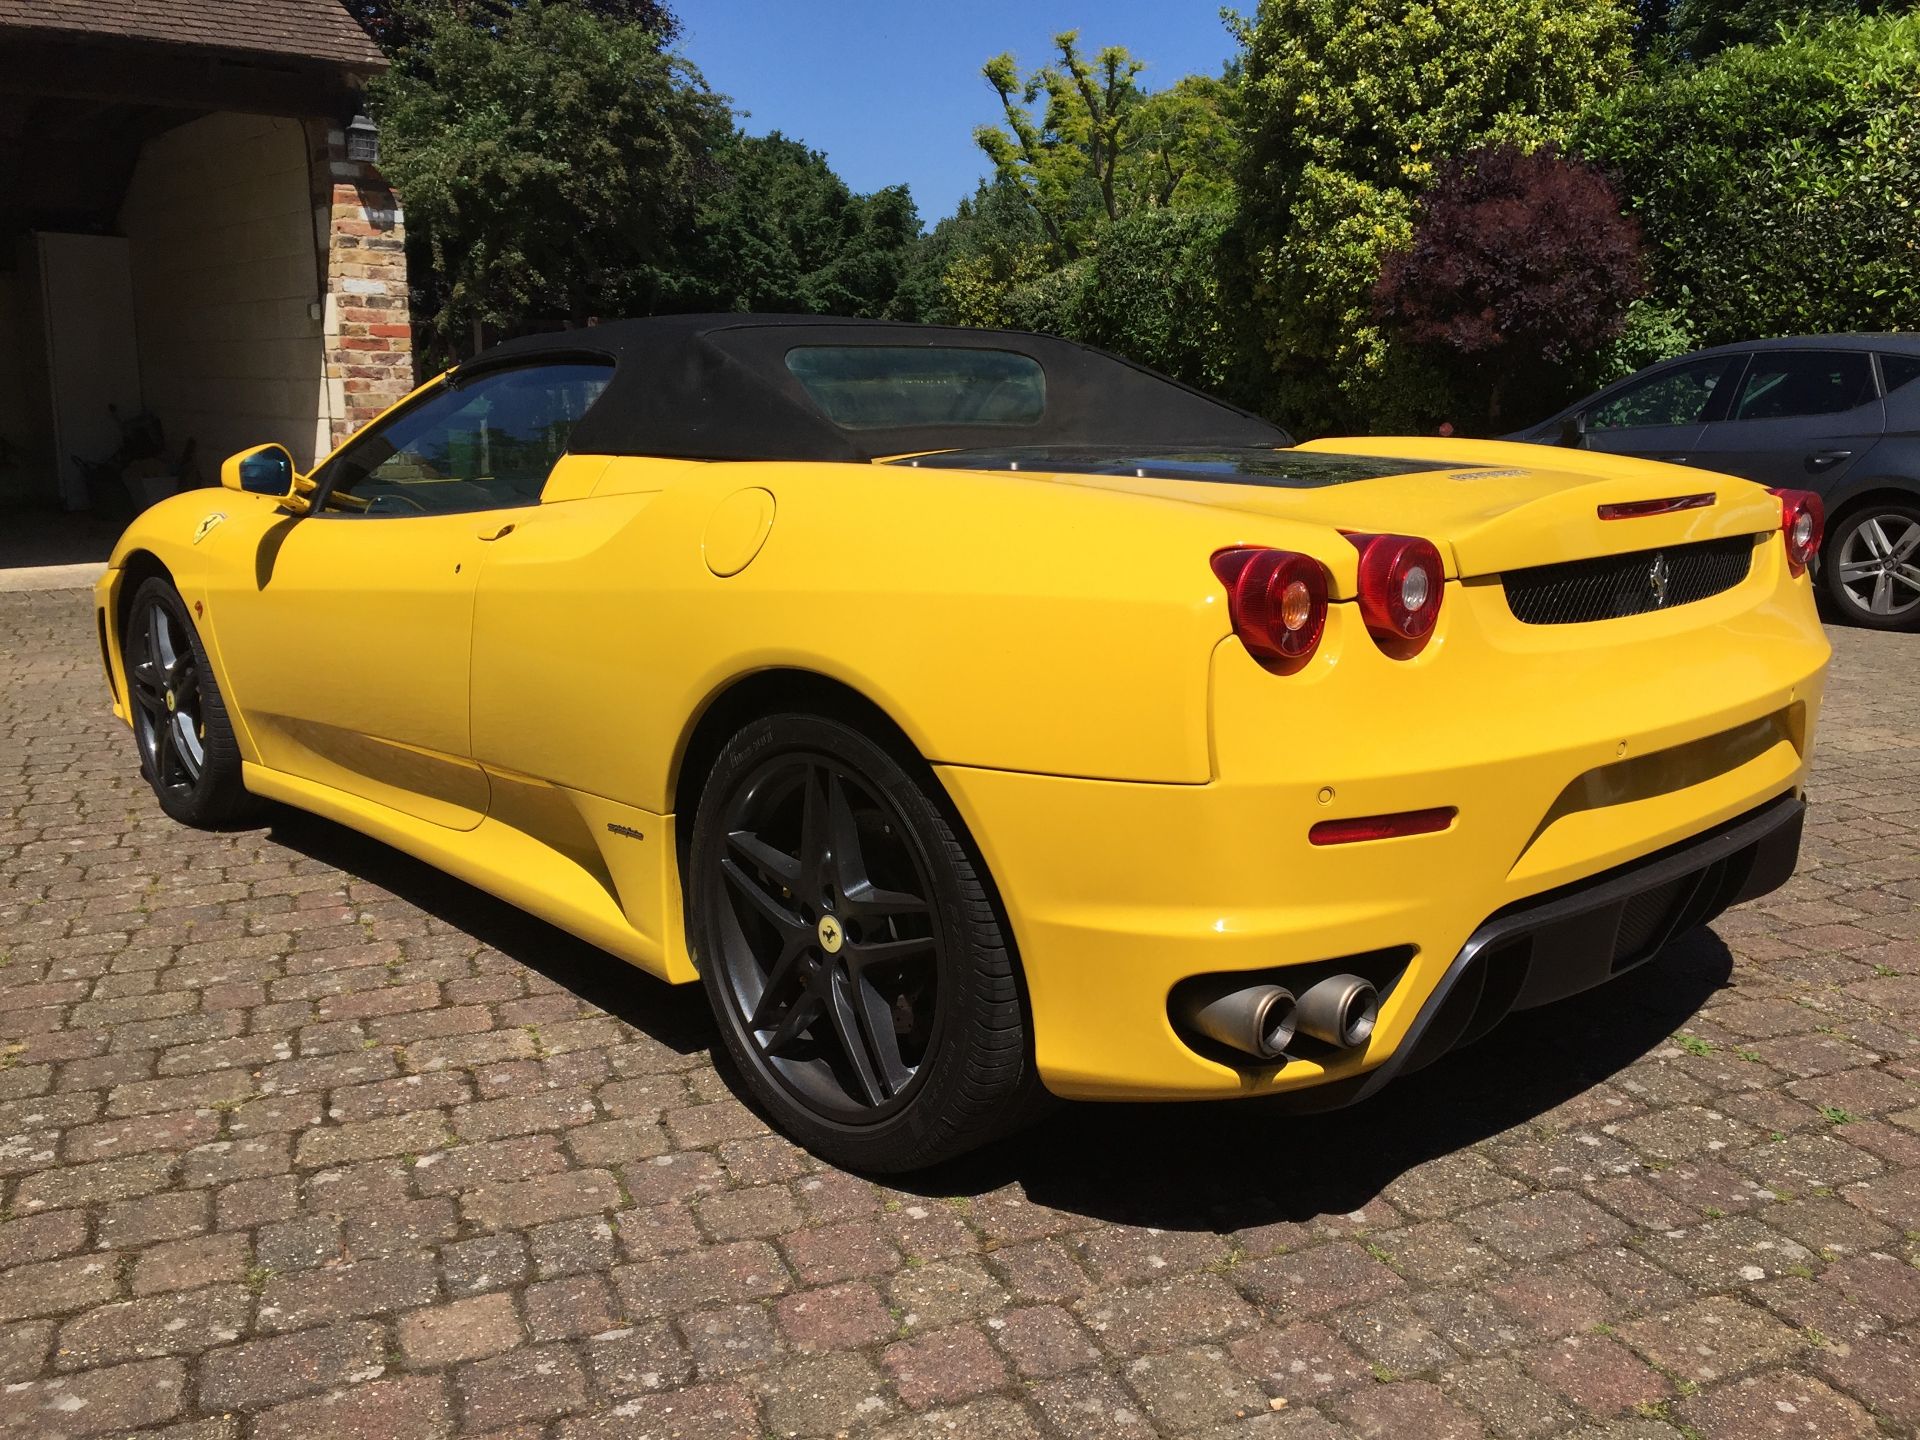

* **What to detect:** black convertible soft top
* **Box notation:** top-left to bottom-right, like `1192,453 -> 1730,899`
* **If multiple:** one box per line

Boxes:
468,314 -> 1290,463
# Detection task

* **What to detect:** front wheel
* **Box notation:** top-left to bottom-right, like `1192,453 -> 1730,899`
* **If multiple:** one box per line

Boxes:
687,713 -> 1045,1172
122,577 -> 263,828
1822,503 -> 1920,631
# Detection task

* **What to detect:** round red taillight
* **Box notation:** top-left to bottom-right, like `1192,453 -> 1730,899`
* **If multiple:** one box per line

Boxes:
1211,547 -> 1329,673
1348,533 -> 1445,656
1768,487 -> 1824,576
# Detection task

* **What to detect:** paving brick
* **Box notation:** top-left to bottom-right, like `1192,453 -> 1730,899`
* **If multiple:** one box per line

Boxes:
0,1356 -> 187,1434
457,1344 -> 589,1429
682,1302 -> 780,1378
252,1374 -> 452,1440
557,1380 -> 760,1440
0,1253 -> 120,1321
130,1232 -> 250,1295
398,1291 -> 522,1366
882,1323 -> 1007,1408
461,1168 -> 623,1230
257,1258 -> 438,1331
584,1318 -> 694,1395
55,1284 -> 251,1367
199,1321 -> 388,1410
614,1240 -> 790,1318
754,1352 -> 895,1435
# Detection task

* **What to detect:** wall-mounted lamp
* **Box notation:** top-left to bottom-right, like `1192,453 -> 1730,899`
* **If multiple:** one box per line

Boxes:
346,112 -> 380,165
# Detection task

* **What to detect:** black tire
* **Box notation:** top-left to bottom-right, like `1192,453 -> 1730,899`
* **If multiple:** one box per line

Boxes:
121,576 -> 263,828
1821,502 -> 1920,632
687,712 -> 1047,1172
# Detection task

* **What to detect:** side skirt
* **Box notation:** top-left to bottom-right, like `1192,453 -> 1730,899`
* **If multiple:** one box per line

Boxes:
241,761 -> 697,984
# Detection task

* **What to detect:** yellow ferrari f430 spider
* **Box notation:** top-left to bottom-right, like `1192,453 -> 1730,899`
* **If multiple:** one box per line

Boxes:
97,317 -> 1830,1170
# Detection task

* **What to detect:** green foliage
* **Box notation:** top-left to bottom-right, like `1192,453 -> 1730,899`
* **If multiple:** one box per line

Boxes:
1234,0 -> 1635,433
1636,0 -> 1910,63
1596,296 -> 1700,382
975,32 -> 1240,259
900,181 -> 1051,326
1071,210 -> 1241,392
1578,12 -> 1920,348
373,0 -> 727,357
346,0 -> 679,53
669,133 -> 921,318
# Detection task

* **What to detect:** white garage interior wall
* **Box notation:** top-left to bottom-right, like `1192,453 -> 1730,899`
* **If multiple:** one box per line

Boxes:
119,112 -> 331,474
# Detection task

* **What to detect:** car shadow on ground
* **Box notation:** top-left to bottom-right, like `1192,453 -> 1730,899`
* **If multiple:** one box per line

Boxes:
266,805 -> 1734,1232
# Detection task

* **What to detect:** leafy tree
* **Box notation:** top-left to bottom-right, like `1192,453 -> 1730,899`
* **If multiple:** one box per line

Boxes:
895,180 -> 1050,326
1374,145 -> 1644,428
372,0 -> 727,359
669,133 -> 921,319
975,32 -> 1240,258
1072,210 -> 1240,393
1578,11 -> 1920,347
1634,0 -> 1909,62
1233,0 -> 1634,433
346,0 -> 679,53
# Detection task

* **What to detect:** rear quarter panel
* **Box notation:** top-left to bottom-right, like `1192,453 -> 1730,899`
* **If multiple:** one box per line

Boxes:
466,457 -> 1342,801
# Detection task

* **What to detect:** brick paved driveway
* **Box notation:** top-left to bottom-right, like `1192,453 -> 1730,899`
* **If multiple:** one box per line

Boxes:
2,587 -> 1918,1439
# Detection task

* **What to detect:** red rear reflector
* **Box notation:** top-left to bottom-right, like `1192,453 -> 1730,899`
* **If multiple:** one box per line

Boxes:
1309,806 -> 1457,846
1597,494 -> 1715,520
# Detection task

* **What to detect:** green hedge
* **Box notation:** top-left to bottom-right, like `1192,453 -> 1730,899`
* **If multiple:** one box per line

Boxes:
1578,13 -> 1920,345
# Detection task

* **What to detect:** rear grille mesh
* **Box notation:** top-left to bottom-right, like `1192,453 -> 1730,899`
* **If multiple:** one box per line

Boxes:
1502,537 -> 1756,625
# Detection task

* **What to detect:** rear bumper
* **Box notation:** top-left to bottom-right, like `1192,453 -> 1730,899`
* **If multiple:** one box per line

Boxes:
935,564 -> 1825,1101
1283,792 -> 1803,1111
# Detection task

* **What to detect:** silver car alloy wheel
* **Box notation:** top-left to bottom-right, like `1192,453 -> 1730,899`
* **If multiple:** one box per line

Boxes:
1835,512 -> 1920,619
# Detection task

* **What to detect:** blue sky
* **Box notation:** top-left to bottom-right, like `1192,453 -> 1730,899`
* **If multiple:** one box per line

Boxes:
678,1 -> 1242,227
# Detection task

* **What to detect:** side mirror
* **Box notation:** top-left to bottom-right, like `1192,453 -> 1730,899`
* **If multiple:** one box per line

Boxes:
1557,411 -> 1589,449
221,444 -> 313,513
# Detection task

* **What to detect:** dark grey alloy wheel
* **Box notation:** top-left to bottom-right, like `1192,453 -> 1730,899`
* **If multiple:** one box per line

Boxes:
1825,503 -> 1920,631
689,713 -> 1045,1172
123,577 -> 261,827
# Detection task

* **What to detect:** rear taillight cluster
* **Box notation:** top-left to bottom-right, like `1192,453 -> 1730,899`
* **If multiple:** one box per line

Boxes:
1346,532 -> 1443,657
1211,547 -> 1327,673
1768,488 -> 1824,576
1212,533 -> 1443,671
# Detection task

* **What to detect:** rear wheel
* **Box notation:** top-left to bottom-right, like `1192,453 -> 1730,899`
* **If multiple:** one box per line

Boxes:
122,577 -> 262,827
1822,502 -> 1920,631
687,713 -> 1044,1172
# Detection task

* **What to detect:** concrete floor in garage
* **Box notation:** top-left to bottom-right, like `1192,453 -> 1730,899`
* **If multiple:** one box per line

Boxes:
1,583 -> 1917,1439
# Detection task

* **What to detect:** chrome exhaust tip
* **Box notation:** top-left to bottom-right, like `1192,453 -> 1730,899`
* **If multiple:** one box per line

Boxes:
1295,974 -> 1379,1049
1181,982 -> 1297,1061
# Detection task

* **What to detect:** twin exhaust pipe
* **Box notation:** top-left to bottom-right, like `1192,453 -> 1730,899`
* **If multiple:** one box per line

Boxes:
1181,974 -> 1379,1061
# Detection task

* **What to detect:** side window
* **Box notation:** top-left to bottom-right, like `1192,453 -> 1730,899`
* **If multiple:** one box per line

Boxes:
318,360 -> 612,517
1730,350 -> 1876,422
1589,356 -> 1741,430
1880,354 -> 1920,395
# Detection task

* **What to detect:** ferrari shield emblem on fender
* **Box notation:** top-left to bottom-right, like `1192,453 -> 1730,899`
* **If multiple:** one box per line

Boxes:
192,512 -> 227,545
1647,552 -> 1671,608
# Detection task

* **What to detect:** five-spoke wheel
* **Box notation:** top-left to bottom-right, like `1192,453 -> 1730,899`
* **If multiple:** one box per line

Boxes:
689,712 -> 1044,1171
121,577 -> 260,827
1824,503 -> 1920,631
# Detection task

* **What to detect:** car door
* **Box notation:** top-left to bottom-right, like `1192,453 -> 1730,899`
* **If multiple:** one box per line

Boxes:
208,359 -> 614,830
1578,353 -> 1746,464
1687,348 -> 1885,490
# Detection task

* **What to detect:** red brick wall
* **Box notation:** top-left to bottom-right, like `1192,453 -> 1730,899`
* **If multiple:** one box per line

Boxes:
307,120 -> 415,450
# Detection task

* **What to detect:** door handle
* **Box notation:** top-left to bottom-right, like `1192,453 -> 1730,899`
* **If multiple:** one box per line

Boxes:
477,522 -> 516,541
1806,450 -> 1853,470
1656,454 -> 1690,464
